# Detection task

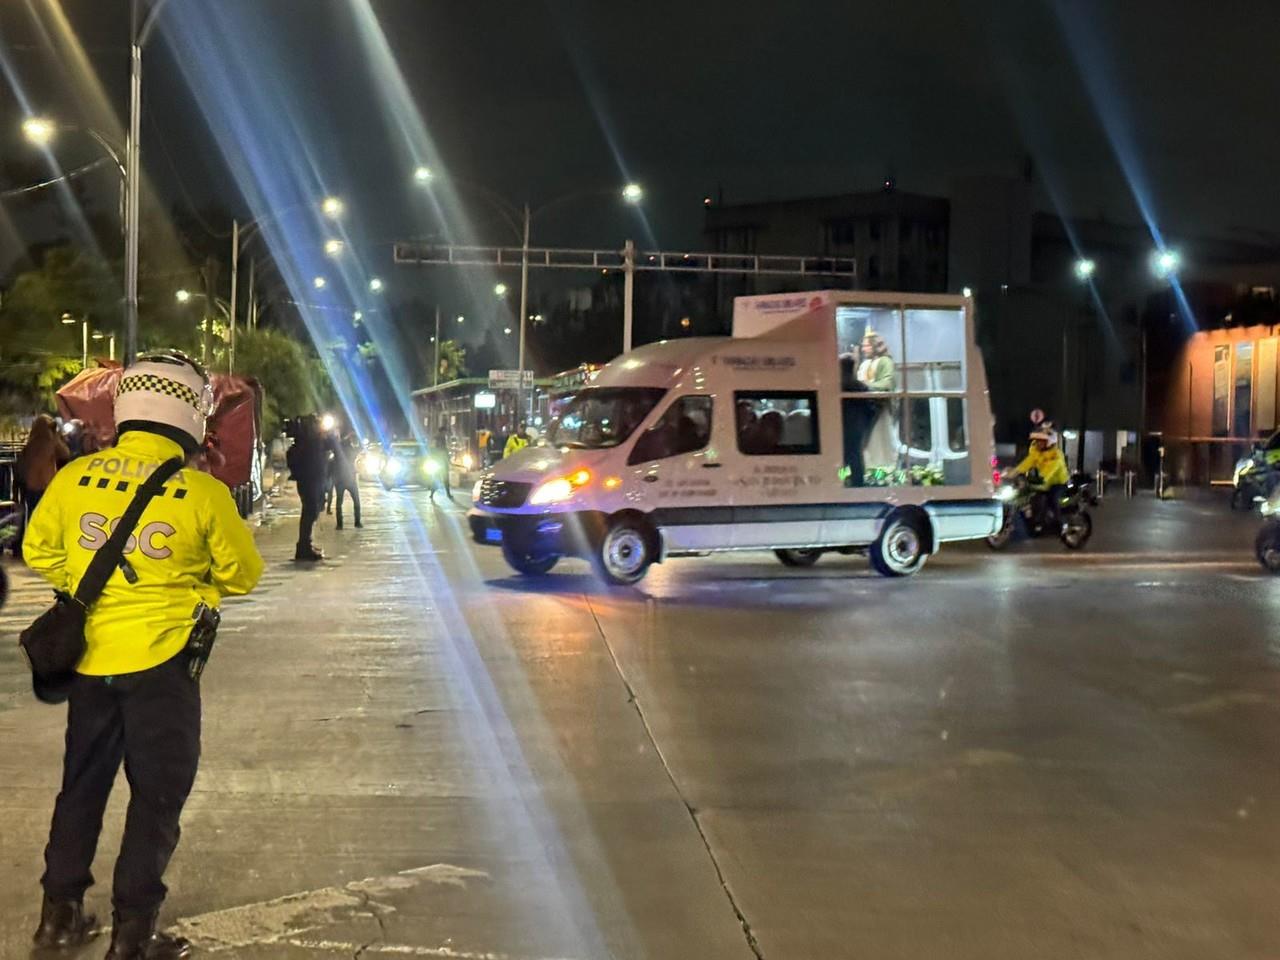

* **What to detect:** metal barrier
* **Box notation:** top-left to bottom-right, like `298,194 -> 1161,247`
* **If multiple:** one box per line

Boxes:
1123,470 -> 1137,498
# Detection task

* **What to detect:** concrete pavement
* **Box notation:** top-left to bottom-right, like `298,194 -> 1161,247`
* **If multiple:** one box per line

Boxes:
0,487 -> 1277,958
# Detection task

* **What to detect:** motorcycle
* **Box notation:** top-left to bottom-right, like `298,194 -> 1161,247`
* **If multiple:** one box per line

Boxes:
1255,493 -> 1280,573
1231,445 -> 1279,510
986,472 -> 1096,551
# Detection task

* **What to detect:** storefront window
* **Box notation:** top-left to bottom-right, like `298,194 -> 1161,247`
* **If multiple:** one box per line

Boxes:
1233,342 -> 1253,438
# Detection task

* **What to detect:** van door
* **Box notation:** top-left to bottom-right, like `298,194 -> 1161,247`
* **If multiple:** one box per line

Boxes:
728,390 -> 826,548
625,395 -> 728,551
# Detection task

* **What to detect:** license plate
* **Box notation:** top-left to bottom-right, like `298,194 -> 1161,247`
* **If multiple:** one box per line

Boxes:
484,527 -> 503,544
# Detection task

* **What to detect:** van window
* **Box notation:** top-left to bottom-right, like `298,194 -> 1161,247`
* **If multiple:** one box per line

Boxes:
904,308 -> 965,392
735,392 -> 819,456
547,387 -> 666,450
628,396 -> 713,464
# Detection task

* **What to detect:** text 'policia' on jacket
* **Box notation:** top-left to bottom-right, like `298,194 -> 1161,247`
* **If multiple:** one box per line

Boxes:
23,431 -> 264,676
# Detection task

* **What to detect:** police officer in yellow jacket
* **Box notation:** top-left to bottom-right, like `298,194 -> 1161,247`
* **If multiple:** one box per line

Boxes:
24,351 -> 263,959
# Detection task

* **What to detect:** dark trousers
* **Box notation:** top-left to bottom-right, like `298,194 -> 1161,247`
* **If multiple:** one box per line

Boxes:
42,656 -> 201,919
298,482 -> 323,548
334,478 -> 361,527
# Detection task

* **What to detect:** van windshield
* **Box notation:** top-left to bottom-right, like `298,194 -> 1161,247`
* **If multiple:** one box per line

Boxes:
547,387 -> 667,449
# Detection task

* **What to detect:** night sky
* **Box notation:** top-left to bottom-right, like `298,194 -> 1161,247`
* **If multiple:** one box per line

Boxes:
2,0 -> 1277,281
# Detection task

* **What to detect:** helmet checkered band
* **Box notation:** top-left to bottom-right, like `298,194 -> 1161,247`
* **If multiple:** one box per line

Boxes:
117,373 -> 202,411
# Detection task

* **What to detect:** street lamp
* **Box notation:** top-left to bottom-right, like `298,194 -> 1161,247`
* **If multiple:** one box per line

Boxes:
324,239 -> 344,257
21,116 -> 56,146
353,310 -> 363,323
321,196 -> 345,219
504,327 -> 512,335
369,277 -> 384,293
494,283 -> 508,298
1074,258 -> 1096,282
91,330 -> 117,362
1152,249 -> 1181,279
175,288 -> 192,304
622,183 -> 644,204
313,276 -> 327,290
61,312 -> 89,369
413,165 -> 434,184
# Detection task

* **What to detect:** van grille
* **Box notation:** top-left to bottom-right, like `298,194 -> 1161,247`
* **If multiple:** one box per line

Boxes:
477,476 -> 531,508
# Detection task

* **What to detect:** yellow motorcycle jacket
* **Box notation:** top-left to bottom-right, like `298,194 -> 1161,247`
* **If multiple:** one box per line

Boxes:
23,431 -> 264,676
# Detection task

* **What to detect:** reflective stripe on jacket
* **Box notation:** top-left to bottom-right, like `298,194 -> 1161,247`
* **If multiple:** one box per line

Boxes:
23,431 -> 264,676
1014,446 -> 1069,490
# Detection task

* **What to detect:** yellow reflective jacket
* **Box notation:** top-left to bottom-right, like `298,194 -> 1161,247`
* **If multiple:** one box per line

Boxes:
1014,446 -> 1069,490
24,431 -> 264,676
503,434 -> 528,459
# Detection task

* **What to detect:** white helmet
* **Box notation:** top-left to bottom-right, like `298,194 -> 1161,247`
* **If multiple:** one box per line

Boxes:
114,350 -> 215,453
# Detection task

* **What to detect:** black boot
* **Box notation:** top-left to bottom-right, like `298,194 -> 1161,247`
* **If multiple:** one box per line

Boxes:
32,894 -> 98,948
104,913 -> 191,960
294,543 -> 323,562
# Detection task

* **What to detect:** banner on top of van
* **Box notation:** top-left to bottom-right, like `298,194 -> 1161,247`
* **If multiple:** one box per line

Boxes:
733,291 -> 831,339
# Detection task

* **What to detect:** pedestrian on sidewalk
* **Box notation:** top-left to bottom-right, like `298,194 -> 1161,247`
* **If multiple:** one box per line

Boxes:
23,350 -> 264,959
286,414 -> 327,561
15,414 -> 71,557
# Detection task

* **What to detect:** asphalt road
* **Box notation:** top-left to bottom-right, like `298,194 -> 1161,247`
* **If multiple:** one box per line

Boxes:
0,486 -> 1277,959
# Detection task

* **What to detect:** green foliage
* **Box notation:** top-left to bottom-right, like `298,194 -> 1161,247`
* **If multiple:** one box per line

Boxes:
437,339 -> 467,381
231,328 -> 330,438
0,247 -> 118,356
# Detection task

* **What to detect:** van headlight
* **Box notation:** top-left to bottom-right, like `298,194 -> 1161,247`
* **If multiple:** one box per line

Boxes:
422,458 -> 441,475
529,469 -> 592,507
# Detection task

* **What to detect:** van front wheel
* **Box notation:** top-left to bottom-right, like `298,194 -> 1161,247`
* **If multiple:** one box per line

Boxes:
502,543 -> 559,576
595,516 -> 654,585
870,513 -> 928,577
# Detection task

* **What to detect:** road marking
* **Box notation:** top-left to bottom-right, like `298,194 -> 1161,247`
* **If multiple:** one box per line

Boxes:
173,863 -> 490,952
281,939 -> 579,959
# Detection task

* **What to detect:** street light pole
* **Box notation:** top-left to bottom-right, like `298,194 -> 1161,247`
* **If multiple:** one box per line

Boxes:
123,0 -> 174,366
623,239 -> 636,353
434,304 -> 441,388
516,204 -> 530,424
82,319 -> 89,370
229,218 -> 239,374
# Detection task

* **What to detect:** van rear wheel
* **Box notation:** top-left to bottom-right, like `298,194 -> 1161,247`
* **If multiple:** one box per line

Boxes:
870,513 -> 928,577
595,516 -> 654,585
775,548 -> 821,567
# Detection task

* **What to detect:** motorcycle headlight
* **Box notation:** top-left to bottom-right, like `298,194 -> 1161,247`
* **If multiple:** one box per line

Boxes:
1263,499 -> 1277,518
997,485 -> 1017,502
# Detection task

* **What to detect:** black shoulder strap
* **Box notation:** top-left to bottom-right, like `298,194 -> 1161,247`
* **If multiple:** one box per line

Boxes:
73,457 -> 184,608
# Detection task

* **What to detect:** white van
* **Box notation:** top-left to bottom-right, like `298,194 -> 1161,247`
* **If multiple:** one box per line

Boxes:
468,291 -> 1001,583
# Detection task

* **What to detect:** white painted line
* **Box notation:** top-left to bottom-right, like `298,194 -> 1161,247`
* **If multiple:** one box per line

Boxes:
282,938 -> 581,960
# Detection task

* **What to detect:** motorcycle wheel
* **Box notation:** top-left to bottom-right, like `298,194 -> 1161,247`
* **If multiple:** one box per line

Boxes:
1255,521 -> 1280,574
0,565 -> 8,609
985,507 -> 1015,550
1060,510 -> 1092,550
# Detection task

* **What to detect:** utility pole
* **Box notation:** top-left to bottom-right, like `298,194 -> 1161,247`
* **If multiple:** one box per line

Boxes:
246,257 -> 256,331
434,304 -> 441,388
229,219 -> 239,374
623,239 -> 636,353
516,204 -> 530,424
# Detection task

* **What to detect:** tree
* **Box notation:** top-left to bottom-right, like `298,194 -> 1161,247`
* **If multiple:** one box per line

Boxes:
231,328 -> 330,438
437,339 -> 467,381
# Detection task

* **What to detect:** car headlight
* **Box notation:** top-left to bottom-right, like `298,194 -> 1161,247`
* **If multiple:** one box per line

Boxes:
528,469 -> 591,506
997,485 -> 1017,502
422,458 -> 440,475
384,458 -> 405,477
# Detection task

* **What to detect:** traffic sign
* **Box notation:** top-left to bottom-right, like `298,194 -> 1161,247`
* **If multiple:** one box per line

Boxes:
489,369 -> 533,388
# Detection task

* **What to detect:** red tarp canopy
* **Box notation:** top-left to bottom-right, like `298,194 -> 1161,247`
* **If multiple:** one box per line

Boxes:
56,365 -> 261,490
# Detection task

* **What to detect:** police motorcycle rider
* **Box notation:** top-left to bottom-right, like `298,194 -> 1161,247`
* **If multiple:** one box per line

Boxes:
23,351 -> 264,959
1011,422 -> 1070,532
